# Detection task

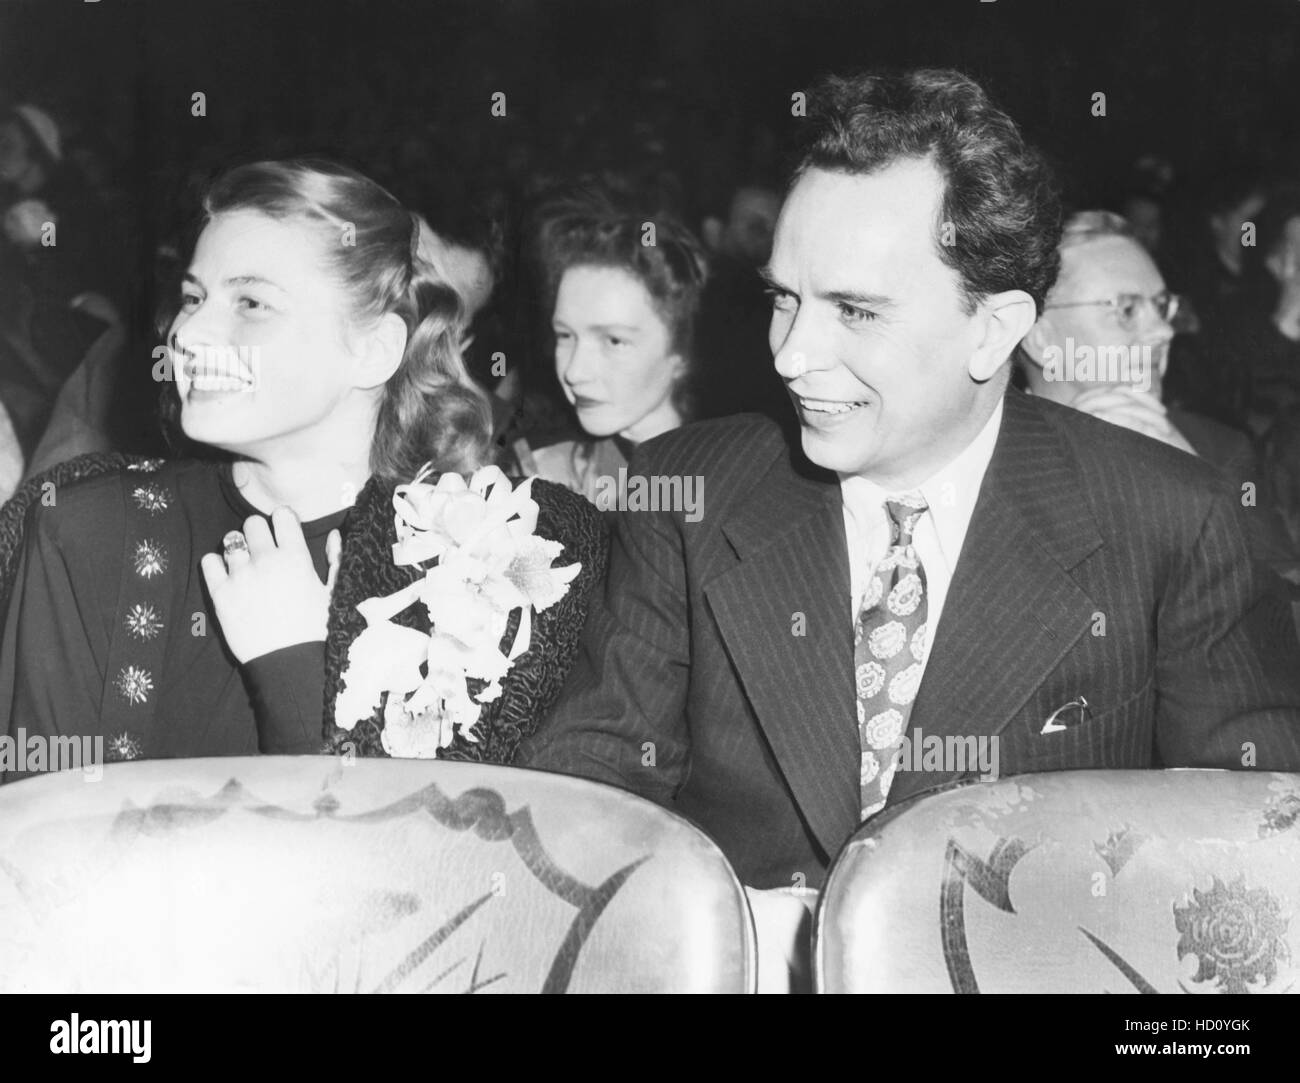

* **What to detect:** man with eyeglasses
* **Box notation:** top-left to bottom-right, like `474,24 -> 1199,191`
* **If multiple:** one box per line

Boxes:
1019,211 -> 1198,453
1018,210 -> 1298,575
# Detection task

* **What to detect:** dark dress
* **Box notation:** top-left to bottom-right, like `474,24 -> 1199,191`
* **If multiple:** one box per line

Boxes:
0,454 -> 607,780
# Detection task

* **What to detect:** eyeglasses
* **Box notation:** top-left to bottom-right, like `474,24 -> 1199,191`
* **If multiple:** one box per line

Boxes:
1044,290 -> 1181,331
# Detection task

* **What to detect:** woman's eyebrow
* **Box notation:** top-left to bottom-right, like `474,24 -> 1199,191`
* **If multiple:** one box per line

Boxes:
181,272 -> 287,293
223,274 -> 287,293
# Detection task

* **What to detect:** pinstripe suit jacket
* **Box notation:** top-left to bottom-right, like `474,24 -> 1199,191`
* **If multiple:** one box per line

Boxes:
519,386 -> 1300,888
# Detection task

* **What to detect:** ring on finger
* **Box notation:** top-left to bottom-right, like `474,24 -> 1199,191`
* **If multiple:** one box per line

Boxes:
222,530 -> 250,559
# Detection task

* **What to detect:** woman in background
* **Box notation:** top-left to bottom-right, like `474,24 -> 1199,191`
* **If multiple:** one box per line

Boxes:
516,193 -> 708,504
0,158 -> 604,774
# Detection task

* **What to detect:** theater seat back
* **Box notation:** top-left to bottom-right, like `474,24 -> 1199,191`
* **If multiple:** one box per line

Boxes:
0,757 -> 755,993
815,769 -> 1300,993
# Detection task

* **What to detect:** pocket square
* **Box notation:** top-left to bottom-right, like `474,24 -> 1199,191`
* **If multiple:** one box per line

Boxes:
1040,696 -> 1091,734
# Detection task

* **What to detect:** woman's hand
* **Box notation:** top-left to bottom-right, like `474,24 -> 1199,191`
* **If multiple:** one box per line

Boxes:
200,507 -> 341,664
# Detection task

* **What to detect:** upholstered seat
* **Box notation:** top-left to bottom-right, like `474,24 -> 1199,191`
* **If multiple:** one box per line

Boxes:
0,756 -> 756,993
815,769 -> 1300,994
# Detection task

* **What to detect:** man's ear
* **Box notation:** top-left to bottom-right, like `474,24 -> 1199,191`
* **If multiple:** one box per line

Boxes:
969,290 -> 1039,382
353,312 -> 408,390
1018,316 -> 1055,370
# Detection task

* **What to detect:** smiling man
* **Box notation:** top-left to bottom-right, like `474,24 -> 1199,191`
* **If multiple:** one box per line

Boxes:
520,69 -> 1300,893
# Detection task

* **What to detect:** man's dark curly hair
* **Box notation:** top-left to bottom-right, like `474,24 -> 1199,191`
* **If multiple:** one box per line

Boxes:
792,68 -> 1063,314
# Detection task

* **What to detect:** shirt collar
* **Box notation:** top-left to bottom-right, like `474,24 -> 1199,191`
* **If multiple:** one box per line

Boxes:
838,397 -> 1005,567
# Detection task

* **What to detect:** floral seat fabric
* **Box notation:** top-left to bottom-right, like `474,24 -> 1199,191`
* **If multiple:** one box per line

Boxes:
0,756 -> 756,993
815,769 -> 1300,994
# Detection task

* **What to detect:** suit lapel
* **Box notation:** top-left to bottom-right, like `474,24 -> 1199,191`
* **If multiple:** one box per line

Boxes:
700,391 -> 1108,842
704,449 -> 860,862
888,389 -> 1105,804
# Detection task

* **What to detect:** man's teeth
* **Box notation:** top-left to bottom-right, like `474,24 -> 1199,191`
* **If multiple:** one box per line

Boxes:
800,398 -> 866,414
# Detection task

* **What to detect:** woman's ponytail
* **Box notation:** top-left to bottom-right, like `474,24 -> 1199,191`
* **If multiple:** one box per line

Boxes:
370,214 -> 492,482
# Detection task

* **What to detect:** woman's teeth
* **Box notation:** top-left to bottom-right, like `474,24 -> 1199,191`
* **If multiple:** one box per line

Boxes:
191,376 -> 251,391
186,365 -> 255,392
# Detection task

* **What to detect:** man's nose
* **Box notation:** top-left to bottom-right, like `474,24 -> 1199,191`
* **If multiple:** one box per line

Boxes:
1139,302 -> 1176,345
772,311 -> 832,381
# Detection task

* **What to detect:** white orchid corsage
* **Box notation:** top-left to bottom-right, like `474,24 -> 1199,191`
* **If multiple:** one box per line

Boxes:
335,465 -> 581,758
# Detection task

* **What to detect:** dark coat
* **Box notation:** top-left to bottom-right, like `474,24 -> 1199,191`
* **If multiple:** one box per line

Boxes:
520,386 -> 1300,888
0,453 -> 607,766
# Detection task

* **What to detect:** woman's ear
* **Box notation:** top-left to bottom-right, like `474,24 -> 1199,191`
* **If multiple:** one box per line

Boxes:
354,312 -> 408,390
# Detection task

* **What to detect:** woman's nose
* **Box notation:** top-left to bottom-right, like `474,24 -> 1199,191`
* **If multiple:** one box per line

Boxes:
171,303 -> 224,361
562,338 -> 599,387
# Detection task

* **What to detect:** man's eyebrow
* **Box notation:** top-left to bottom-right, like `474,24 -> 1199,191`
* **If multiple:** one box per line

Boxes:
756,268 -> 896,310
821,287 -> 896,310
553,318 -> 641,334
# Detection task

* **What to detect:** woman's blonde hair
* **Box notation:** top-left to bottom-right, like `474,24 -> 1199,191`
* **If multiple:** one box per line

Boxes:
166,158 -> 491,481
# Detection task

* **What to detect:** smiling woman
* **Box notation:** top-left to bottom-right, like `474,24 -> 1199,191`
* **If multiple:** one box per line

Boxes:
0,159 -> 607,776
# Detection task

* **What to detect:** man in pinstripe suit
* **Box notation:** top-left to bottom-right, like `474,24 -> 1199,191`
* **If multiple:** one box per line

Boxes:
520,69 -> 1300,892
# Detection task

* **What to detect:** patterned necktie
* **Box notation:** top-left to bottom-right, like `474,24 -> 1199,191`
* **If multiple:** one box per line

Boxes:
855,494 -> 928,820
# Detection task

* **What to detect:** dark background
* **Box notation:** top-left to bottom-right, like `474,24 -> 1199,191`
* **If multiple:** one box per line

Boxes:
4,0 -> 1298,203
3,0 -> 1299,365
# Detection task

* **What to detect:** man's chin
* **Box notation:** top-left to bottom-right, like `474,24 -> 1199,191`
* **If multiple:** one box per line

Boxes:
798,425 -> 872,475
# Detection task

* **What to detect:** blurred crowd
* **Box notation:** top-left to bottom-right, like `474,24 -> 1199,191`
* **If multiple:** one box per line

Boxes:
2,89 -> 1299,587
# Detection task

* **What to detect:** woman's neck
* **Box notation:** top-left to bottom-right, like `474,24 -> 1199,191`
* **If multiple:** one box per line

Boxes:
620,399 -> 683,445
226,391 -> 380,520
231,451 -> 371,522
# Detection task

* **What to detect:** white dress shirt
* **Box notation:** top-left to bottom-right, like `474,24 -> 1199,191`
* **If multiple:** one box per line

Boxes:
839,399 -> 1005,675
745,403 -> 1006,983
